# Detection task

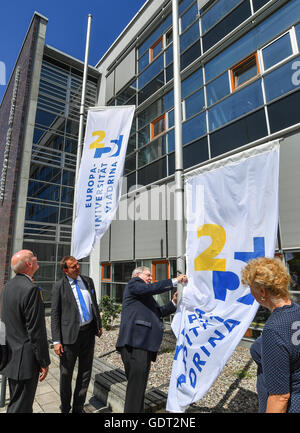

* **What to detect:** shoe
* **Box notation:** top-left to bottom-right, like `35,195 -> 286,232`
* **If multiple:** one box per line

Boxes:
72,407 -> 85,413
60,405 -> 70,413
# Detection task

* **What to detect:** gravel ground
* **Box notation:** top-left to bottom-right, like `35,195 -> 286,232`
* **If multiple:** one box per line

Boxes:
95,322 -> 259,413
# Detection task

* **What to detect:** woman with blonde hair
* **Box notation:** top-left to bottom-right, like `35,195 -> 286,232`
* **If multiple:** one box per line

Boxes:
242,256 -> 300,413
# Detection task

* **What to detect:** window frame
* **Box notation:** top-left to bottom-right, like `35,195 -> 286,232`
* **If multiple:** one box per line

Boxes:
101,263 -> 112,282
261,29 -> 296,72
230,52 -> 260,91
150,36 -> 164,62
152,260 -> 170,282
150,114 -> 166,140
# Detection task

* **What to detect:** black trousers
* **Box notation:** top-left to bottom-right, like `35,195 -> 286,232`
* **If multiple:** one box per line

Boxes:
7,370 -> 39,413
120,346 -> 155,413
60,324 -> 95,413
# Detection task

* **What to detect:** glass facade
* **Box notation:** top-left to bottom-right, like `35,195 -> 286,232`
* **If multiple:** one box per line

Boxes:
23,57 -> 98,303
101,260 -> 177,307
246,251 -> 300,339
107,0 -> 300,192
102,0 -> 300,336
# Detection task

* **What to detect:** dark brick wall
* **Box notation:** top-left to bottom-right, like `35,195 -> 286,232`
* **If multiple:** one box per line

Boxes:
0,15 -> 41,289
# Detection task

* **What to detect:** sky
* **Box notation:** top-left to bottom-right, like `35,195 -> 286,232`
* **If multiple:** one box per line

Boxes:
0,0 -> 148,102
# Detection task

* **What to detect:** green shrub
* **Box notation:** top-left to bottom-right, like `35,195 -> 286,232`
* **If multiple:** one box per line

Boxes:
99,295 -> 122,330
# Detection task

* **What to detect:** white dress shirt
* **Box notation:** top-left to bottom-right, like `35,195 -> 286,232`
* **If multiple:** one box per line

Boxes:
67,275 -> 93,326
21,273 -> 33,281
53,276 -> 93,345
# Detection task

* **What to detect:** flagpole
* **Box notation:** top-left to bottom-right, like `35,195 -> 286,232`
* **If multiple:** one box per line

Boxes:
172,0 -> 186,282
71,14 -> 92,256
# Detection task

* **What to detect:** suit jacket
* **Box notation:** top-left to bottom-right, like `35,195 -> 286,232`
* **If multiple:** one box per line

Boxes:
51,274 -> 102,345
0,274 -> 50,380
116,277 -> 176,354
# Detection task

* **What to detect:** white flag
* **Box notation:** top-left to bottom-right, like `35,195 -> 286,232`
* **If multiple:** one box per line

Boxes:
167,141 -> 280,412
73,106 -> 135,260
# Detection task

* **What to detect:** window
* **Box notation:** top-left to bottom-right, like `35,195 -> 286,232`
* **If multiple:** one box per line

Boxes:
138,157 -> 167,186
138,51 -> 149,73
138,72 -> 164,105
127,134 -> 136,154
181,2 -> 198,33
28,180 -> 60,202
166,29 -> 173,46
183,137 -> 209,169
166,64 -> 173,83
268,89 -> 300,133
252,0 -> 271,13
23,242 -> 56,262
180,21 -> 200,53
180,41 -> 201,71
206,72 -> 230,106
152,260 -> 169,281
185,88 -> 205,119
116,80 -> 137,104
296,22 -> 300,49
182,112 -> 207,144
166,44 -> 173,66
230,53 -> 260,91
138,99 -> 164,130
126,172 -> 136,192
205,0 -> 300,82
201,0 -> 242,34
113,262 -> 136,282
210,108 -> 267,158
179,0 -> 195,16
138,54 -> 164,89
25,203 -> 59,224
111,284 -> 123,303
34,264 -> 56,282
138,14 -> 172,58
262,32 -> 293,71
209,79 -> 263,132
168,110 -> 174,129
101,263 -> 112,281
181,67 -> 203,99
153,261 -> 171,307
101,283 -> 111,297
150,37 -> 164,62
264,55 -> 300,103
138,135 -> 166,167
125,154 -> 136,174
202,0 -> 251,53
151,114 -> 166,139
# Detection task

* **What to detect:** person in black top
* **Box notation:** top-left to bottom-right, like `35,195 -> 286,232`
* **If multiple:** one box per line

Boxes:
51,256 -> 102,413
0,250 -> 50,413
242,256 -> 300,413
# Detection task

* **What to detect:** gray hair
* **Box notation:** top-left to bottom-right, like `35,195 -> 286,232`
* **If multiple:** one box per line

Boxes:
132,266 -> 150,278
11,250 -> 34,274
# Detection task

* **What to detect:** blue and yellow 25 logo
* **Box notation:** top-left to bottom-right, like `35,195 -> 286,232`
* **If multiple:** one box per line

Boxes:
89,130 -> 123,158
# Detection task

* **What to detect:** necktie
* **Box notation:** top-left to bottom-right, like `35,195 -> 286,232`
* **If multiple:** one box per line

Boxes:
74,279 -> 90,322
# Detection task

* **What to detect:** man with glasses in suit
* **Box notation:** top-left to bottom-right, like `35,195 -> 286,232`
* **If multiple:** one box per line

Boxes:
116,266 -> 188,412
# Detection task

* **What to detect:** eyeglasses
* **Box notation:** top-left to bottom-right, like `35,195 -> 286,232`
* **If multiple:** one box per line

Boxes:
67,262 -> 79,269
141,272 -> 151,277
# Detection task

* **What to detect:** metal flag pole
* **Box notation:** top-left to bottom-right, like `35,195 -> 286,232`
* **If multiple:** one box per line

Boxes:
71,14 -> 92,256
172,0 -> 186,286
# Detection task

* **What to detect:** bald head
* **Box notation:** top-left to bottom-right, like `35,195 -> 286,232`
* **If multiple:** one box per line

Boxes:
11,250 -> 39,276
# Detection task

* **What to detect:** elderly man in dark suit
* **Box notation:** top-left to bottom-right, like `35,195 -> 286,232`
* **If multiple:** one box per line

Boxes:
0,249 -> 50,413
51,256 -> 102,413
116,266 -> 188,413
